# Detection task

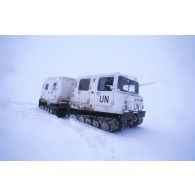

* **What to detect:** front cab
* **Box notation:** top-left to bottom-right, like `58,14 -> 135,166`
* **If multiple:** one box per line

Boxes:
70,73 -> 146,127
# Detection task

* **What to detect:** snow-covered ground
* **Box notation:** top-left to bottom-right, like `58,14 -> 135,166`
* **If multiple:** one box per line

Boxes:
1,78 -> 195,160
0,36 -> 195,160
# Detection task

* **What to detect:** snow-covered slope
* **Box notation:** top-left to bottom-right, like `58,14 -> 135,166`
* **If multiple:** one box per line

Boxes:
0,36 -> 195,160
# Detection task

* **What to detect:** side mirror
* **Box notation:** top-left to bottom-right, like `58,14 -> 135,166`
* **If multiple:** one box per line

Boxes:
106,85 -> 114,90
129,85 -> 135,93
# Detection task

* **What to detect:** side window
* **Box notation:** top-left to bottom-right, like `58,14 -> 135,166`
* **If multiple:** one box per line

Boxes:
98,77 -> 114,91
45,84 -> 49,90
79,79 -> 90,91
52,82 -> 57,91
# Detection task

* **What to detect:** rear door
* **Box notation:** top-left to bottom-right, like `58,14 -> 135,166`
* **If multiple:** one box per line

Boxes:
50,81 -> 58,103
41,82 -> 49,100
95,76 -> 115,107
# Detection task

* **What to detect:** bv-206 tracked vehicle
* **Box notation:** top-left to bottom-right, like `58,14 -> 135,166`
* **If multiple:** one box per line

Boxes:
39,73 -> 146,132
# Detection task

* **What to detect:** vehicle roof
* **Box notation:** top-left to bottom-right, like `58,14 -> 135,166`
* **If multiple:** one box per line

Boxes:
44,77 -> 76,81
78,72 -> 138,82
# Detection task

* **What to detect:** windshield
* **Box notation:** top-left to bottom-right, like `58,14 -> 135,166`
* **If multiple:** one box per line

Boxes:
118,76 -> 139,94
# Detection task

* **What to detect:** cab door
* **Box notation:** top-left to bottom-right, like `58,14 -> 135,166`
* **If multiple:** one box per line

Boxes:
78,78 -> 91,107
95,76 -> 115,107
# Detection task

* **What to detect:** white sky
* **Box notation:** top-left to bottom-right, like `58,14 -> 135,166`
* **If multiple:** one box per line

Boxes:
0,36 -> 195,102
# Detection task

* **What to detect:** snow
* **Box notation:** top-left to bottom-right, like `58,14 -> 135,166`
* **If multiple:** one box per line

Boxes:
0,36 -> 195,160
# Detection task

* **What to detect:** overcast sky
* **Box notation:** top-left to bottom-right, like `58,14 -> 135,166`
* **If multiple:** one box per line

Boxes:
0,36 -> 195,102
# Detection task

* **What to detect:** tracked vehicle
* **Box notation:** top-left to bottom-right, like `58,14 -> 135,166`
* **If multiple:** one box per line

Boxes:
39,73 -> 146,132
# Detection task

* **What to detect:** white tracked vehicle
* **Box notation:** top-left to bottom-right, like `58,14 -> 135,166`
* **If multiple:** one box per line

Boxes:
39,73 -> 146,132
